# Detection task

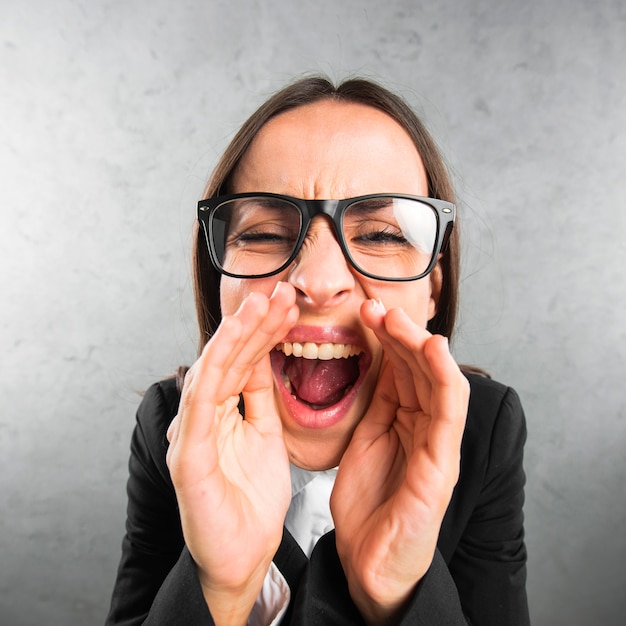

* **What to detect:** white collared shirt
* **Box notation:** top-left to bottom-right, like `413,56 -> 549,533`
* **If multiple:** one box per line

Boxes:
249,464 -> 337,625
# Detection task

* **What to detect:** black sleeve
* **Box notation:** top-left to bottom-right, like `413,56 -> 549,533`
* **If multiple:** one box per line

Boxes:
290,534 -> 467,626
448,385 -> 530,625
138,532 -> 467,626
143,547 -> 214,625
106,382 -> 185,626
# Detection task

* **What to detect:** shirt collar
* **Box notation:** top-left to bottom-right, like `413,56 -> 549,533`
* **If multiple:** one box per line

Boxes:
289,464 -> 337,497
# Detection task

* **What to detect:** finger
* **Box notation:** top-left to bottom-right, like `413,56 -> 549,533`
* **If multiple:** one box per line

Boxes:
236,283 -> 299,369
166,365 -> 194,469
186,283 -> 295,408
420,335 -> 469,466
362,300 -> 468,463
173,284 -> 297,460
240,355 -> 283,437
387,326 -> 467,466
361,301 -> 431,411
348,359 -> 400,443
357,349 -> 424,455
167,364 -> 195,446
166,413 -> 179,444
165,414 -> 180,472
207,284 -> 298,398
361,299 -> 429,357
372,307 -> 463,424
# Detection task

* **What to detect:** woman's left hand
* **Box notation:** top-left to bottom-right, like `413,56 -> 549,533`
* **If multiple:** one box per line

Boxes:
331,300 -> 470,625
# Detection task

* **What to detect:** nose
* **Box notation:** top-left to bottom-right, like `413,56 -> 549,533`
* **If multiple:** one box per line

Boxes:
287,216 -> 355,308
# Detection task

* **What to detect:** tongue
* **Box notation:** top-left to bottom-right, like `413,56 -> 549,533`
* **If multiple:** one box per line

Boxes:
284,356 -> 359,406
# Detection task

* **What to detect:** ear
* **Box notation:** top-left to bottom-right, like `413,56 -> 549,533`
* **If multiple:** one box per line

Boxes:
427,260 -> 443,321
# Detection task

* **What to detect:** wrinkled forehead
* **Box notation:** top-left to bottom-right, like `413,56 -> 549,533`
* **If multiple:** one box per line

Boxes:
230,100 -> 428,199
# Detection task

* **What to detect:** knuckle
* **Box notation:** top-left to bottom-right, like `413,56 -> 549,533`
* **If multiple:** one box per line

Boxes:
181,387 -> 195,412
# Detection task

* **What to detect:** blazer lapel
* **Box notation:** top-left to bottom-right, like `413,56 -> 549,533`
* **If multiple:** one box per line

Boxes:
273,526 -> 309,624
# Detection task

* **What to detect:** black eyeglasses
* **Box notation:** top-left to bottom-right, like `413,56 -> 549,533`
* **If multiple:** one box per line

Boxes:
197,193 -> 455,281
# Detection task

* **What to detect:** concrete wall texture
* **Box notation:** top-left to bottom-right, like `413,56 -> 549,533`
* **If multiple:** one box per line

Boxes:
1,0 -> 624,624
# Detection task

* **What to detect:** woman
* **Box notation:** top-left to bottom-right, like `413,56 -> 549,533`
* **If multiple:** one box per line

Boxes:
107,77 -> 529,625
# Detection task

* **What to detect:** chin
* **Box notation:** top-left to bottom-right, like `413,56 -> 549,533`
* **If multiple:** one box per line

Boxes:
280,424 -> 356,471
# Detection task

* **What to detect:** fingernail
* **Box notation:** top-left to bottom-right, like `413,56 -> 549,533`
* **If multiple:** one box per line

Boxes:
372,298 -> 386,313
271,281 -> 283,297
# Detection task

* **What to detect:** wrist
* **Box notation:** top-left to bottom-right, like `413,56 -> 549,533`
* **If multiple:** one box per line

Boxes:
342,559 -> 425,626
198,561 -> 271,626
352,585 -> 415,626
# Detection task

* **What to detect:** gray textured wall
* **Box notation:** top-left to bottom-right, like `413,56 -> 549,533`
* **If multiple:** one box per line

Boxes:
1,1 -> 624,624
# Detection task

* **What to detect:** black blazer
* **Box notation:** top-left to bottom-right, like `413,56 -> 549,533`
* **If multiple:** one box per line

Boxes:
106,373 -> 529,625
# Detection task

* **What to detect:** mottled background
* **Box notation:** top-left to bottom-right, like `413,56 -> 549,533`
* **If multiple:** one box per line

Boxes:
1,1 -> 624,624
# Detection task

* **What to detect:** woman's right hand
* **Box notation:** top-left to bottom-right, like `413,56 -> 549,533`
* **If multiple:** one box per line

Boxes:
166,282 -> 299,626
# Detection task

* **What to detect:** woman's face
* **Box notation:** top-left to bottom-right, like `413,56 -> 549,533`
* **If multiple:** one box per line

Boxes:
221,100 -> 441,470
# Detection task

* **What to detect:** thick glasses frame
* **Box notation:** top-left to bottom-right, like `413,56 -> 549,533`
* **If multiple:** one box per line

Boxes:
197,192 -> 456,281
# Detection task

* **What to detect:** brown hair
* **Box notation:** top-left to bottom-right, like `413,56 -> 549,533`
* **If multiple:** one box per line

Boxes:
192,76 -> 460,355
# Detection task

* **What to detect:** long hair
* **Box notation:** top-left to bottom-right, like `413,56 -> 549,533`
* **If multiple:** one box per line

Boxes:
192,76 -> 460,355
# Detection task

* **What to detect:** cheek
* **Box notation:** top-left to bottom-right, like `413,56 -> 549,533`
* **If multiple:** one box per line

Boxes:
219,276 -> 283,315
366,280 -> 435,326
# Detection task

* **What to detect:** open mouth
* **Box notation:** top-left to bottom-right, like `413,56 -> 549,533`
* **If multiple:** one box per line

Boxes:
270,340 -> 371,428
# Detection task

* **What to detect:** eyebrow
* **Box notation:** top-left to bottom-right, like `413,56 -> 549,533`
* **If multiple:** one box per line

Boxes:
237,197 -> 294,209
345,198 -> 394,213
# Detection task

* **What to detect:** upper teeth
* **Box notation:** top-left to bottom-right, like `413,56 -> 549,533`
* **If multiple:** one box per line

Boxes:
276,342 -> 363,360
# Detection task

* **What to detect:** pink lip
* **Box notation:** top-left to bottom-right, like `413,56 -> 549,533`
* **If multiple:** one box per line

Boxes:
279,325 -> 365,345
270,326 -> 372,429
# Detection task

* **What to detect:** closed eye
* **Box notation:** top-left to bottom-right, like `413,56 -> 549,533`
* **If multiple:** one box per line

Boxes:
237,231 -> 292,242
356,228 -> 408,244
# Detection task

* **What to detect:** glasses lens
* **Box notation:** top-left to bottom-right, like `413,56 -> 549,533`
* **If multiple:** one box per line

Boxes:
210,196 -> 302,276
343,197 -> 438,279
